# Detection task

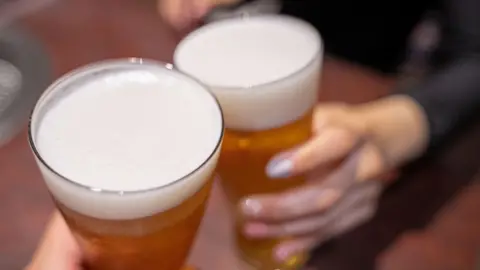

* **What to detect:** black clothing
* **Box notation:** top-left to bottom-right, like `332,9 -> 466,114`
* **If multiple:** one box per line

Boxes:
281,0 -> 480,148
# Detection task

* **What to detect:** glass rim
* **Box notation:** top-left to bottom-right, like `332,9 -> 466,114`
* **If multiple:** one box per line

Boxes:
174,14 -> 323,91
28,58 -> 225,196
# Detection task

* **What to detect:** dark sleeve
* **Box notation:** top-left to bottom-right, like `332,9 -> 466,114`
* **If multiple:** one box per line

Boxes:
405,0 -> 480,148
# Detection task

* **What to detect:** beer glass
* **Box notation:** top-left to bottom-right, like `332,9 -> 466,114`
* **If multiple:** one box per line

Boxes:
175,15 -> 322,269
28,59 -> 224,270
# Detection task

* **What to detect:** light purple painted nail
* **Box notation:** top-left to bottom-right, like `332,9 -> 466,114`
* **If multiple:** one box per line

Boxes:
266,157 -> 293,179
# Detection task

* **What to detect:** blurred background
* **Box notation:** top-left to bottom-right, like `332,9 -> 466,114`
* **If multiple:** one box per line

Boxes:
1,1 -> 179,268
1,1 -> 478,270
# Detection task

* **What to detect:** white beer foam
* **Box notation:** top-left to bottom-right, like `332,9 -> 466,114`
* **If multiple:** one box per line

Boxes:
30,60 -> 223,220
175,15 -> 322,131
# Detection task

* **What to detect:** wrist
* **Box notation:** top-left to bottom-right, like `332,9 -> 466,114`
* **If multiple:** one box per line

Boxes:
355,95 -> 430,168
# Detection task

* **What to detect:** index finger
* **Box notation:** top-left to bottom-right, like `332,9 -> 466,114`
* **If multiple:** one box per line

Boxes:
27,212 -> 81,270
266,126 -> 360,179
241,148 -> 363,221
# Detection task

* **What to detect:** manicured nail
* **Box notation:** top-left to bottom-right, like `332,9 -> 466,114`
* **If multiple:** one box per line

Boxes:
275,246 -> 290,262
241,198 -> 262,216
266,157 -> 293,179
275,245 -> 298,262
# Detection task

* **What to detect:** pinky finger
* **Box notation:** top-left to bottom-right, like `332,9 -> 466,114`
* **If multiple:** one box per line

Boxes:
274,234 -> 329,264
273,205 -> 377,264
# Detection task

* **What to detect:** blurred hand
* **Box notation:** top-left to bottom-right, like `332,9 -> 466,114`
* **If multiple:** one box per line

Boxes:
26,212 -> 82,270
27,213 -> 200,270
157,0 -> 241,30
239,96 -> 429,263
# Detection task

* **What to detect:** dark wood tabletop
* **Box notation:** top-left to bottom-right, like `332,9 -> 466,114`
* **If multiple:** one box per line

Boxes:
0,0 -> 479,269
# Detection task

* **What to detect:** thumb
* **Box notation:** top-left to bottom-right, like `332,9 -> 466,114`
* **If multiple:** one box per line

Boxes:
356,142 -> 390,182
158,0 -> 185,29
28,213 -> 82,270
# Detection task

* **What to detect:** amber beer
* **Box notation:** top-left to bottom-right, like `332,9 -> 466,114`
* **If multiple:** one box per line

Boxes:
28,59 -> 224,270
175,15 -> 322,269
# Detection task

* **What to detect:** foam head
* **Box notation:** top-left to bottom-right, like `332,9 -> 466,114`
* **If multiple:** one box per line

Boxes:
174,15 -> 323,131
29,59 -> 223,220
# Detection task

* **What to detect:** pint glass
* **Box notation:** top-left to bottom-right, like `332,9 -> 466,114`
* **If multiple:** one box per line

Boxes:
28,59 -> 224,270
175,15 -> 322,269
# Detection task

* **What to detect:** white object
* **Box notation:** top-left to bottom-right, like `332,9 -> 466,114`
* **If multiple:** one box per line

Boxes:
175,15 -> 323,131
30,59 -> 223,220
0,26 -> 51,148
0,59 -> 21,116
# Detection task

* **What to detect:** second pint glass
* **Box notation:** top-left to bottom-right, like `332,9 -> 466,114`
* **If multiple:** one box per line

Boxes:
28,59 -> 224,270
175,15 -> 322,269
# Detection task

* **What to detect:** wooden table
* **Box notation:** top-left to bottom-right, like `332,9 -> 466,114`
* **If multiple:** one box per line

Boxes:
0,0 -> 479,269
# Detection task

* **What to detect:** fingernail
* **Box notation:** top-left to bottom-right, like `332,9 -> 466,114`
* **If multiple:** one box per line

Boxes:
275,245 -> 298,262
244,222 -> 268,236
266,157 -> 293,179
241,198 -> 262,216
276,246 -> 290,262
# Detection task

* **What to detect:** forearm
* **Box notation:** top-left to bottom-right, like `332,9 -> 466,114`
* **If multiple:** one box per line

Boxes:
354,56 -> 480,170
355,95 -> 429,169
